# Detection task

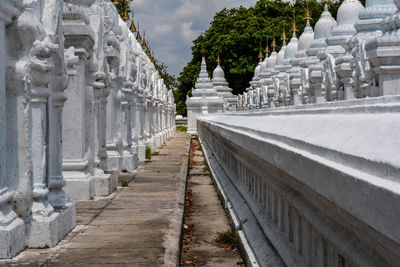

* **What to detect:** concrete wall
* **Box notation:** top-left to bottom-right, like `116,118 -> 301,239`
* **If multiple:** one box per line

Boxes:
198,96 -> 400,267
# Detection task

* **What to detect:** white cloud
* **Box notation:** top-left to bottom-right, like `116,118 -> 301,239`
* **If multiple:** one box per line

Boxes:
181,21 -> 198,43
133,0 -> 257,76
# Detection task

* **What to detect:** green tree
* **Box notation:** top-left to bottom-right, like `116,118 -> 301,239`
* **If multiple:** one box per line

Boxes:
175,0 -> 350,116
154,60 -> 178,91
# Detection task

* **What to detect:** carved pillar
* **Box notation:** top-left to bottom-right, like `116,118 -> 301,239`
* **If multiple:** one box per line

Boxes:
121,81 -> 136,170
62,2 -> 95,201
47,3 -> 73,214
28,44 -> 56,232
48,71 -> 70,208
131,86 -> 138,155
105,76 -> 123,174
0,0 -> 25,259
138,90 -> 145,159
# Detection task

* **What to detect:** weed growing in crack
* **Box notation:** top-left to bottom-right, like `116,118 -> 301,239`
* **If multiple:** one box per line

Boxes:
145,146 -> 152,160
213,229 -> 239,249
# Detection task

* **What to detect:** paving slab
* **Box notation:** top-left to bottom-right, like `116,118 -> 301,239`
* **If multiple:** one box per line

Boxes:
1,132 -> 190,267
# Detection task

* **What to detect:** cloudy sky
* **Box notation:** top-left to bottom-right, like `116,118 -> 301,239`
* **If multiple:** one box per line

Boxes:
133,0 -> 257,76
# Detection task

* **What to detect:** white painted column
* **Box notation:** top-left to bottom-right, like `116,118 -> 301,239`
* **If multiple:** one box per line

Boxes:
0,1 -> 25,259
121,82 -> 136,170
29,62 -> 54,220
48,78 -> 70,208
62,3 -> 95,201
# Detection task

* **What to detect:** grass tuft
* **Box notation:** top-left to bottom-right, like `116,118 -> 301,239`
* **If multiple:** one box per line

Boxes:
121,181 -> 129,187
213,229 -> 238,248
145,146 -> 152,160
176,125 -> 188,132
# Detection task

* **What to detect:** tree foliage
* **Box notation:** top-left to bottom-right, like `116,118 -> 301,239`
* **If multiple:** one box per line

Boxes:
113,0 -> 132,19
175,0 -> 362,116
154,60 -> 178,91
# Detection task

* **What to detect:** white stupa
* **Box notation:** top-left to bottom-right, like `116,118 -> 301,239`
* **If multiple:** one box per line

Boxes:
212,56 -> 237,111
186,51 -> 224,133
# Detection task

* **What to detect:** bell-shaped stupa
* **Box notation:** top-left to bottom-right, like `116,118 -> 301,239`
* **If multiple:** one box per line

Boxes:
186,50 -> 224,133
212,56 -> 237,111
305,1 -> 337,103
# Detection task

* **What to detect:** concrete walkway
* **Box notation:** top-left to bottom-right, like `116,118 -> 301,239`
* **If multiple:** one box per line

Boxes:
1,132 -> 190,267
180,137 -> 243,266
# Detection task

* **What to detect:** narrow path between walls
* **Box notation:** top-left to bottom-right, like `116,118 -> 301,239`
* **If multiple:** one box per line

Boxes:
180,135 -> 244,266
1,132 -> 190,267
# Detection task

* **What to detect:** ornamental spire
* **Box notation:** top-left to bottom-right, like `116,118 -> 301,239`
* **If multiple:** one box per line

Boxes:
258,43 -> 264,61
142,31 -> 147,49
136,24 -> 142,42
321,0 -> 331,11
122,0 -> 129,21
281,23 -> 287,46
303,0 -> 312,22
264,38 -> 270,56
291,10 -> 298,38
271,36 -> 276,52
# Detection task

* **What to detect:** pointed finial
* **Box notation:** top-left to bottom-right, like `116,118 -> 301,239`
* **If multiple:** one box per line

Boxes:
201,48 -> 206,56
130,19 -> 137,32
216,54 -> 221,64
136,26 -> 142,42
271,36 -> 276,51
321,0 -> 331,10
291,10 -> 298,36
258,50 -> 263,61
281,22 -> 287,44
264,38 -> 270,55
122,0 -> 129,21
303,0 -> 312,21
142,36 -> 147,49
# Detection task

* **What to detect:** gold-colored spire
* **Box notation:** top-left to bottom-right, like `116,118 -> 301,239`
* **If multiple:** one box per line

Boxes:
122,0 -> 129,21
258,49 -> 263,60
130,8 -> 137,32
201,48 -> 206,56
258,42 -> 263,60
271,36 -> 276,51
136,28 -> 142,42
303,0 -> 312,21
216,54 -> 221,64
281,22 -> 287,43
113,0 -> 119,5
264,38 -> 270,55
130,20 -> 137,32
142,31 -> 147,49
291,11 -> 298,34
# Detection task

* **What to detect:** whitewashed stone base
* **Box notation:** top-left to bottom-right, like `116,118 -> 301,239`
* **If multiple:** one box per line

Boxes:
107,153 -> 123,174
93,171 -> 117,197
137,143 -> 146,161
64,172 -> 94,201
27,202 -> 76,248
155,134 -> 162,148
122,152 -> 138,171
0,216 -> 25,259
